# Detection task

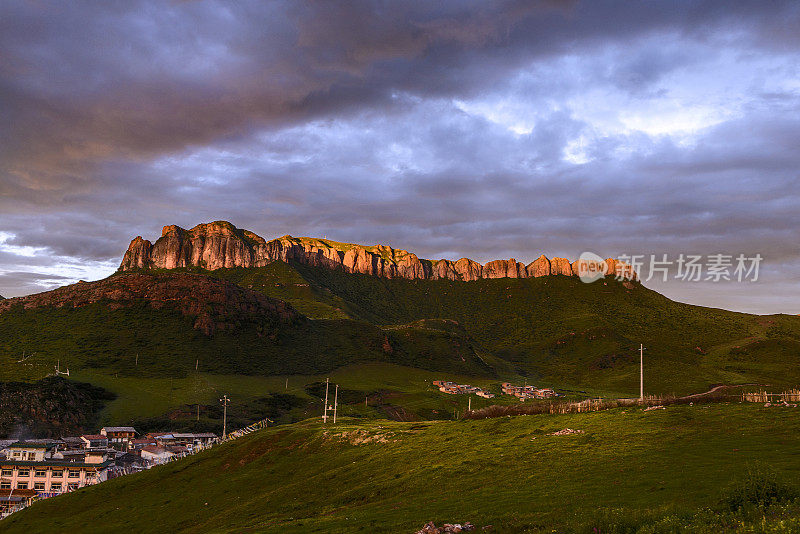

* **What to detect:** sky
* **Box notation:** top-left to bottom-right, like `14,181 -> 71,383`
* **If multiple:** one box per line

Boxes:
0,1 -> 798,314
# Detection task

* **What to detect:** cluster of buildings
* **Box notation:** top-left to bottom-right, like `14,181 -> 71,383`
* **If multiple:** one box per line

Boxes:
433,380 -> 558,401
433,381 -> 495,398
501,383 -> 557,400
0,427 -> 217,518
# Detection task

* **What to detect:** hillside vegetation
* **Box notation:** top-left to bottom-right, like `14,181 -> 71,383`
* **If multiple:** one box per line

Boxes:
0,270 -> 494,381
0,377 -> 114,437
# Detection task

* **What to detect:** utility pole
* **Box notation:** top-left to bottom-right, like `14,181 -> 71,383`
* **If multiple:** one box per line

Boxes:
285,378 -> 288,390
468,395 -> 471,412
333,384 -> 339,424
220,395 -> 229,439
640,343 -> 644,401
322,378 -> 329,424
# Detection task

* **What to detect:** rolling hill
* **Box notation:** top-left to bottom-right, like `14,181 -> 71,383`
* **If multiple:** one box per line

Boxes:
1,222 -> 800,435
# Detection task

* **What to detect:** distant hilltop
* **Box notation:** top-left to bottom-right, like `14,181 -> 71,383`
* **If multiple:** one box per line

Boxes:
119,221 -> 637,282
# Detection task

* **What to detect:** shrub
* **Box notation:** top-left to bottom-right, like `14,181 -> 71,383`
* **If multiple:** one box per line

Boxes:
722,463 -> 798,512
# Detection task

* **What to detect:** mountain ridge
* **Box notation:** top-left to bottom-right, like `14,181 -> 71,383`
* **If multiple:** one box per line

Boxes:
0,271 -> 300,336
119,221 -> 637,281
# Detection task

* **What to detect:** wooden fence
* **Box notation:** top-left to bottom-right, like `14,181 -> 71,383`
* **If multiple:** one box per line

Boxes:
742,389 -> 800,403
465,394 -> 685,419
222,417 -> 273,441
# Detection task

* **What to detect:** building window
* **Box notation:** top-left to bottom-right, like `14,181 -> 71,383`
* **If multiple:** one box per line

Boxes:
17,469 -> 29,477
52,470 -> 63,477
68,470 -> 80,478
67,483 -> 79,491
34,482 -> 45,491
34,469 -> 47,477
0,482 -> 10,489
1,469 -> 11,477
16,482 -> 27,489
51,483 -> 62,492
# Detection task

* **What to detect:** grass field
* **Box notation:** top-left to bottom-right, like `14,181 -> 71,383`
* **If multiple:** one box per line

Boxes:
4,403 -> 800,533
69,362 -> 532,432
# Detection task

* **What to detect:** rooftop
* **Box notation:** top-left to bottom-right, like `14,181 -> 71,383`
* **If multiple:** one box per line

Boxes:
8,441 -> 57,450
101,427 -> 136,433
141,446 -> 171,455
0,489 -> 38,501
0,459 -> 113,468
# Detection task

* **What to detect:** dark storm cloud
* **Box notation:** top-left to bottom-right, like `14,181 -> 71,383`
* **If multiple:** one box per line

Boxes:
0,271 -> 73,298
1,1 -> 799,312
2,0 -> 796,188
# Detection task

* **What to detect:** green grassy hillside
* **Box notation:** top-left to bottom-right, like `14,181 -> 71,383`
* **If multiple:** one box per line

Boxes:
4,403 -> 800,533
0,278 -> 505,434
210,262 -> 800,396
0,301 -> 493,381
2,261 -> 800,434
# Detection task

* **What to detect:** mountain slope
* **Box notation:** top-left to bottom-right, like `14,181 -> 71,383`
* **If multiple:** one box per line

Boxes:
0,272 -> 494,382
0,271 -> 301,336
3,225 -> 800,432
205,261 -> 800,395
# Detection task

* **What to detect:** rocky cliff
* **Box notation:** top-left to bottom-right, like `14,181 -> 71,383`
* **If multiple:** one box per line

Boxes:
119,221 -> 637,281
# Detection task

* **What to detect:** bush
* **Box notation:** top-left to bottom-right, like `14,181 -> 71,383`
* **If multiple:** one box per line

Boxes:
722,463 -> 798,512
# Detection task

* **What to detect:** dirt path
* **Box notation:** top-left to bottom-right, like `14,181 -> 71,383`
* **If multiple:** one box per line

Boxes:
679,383 -> 767,400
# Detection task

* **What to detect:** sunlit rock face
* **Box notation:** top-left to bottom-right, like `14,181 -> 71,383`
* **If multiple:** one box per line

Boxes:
550,257 -> 573,276
527,255 -> 551,277
119,221 -> 637,281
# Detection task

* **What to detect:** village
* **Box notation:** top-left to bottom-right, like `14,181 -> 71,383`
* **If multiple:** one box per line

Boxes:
433,380 -> 557,400
0,426 -> 223,519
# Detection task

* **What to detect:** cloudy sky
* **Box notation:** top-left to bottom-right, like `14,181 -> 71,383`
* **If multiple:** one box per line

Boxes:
1,1 -> 798,313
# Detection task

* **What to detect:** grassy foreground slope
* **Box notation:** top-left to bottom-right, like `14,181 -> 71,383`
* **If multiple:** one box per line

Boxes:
4,403 -> 800,533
